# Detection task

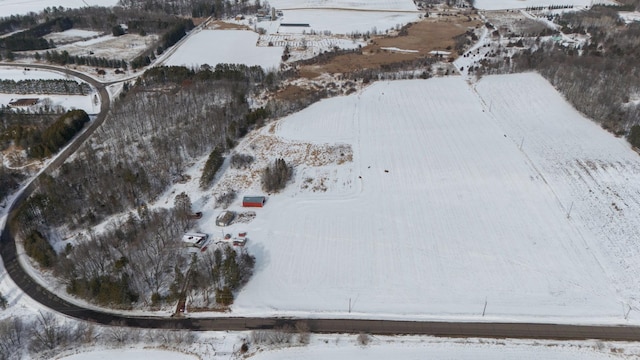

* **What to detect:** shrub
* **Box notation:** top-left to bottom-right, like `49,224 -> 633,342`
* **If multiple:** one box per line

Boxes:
23,231 -> 56,268
230,153 -> 254,169
357,332 -> 371,346
0,292 -> 7,309
215,286 -> 233,306
28,110 -> 89,158
628,125 -> 640,149
216,190 -> 236,209
262,158 -> 292,193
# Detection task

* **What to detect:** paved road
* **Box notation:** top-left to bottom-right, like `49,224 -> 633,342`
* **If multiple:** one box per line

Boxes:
4,64 -> 640,342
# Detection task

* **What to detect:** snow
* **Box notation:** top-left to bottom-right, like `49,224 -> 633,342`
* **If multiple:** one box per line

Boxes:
252,336 -> 639,360
258,9 -> 420,35
183,73 -> 640,324
58,349 -> 198,360
266,0 -> 417,11
474,73 -> 640,322
619,11 -> 640,24
164,30 -> 283,71
54,33 -> 159,61
44,29 -> 102,44
0,0 -> 120,16
382,46 -> 418,53
0,67 -> 74,81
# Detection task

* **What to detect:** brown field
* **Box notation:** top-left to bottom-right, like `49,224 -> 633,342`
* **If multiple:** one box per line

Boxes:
209,20 -> 252,30
299,14 -> 481,77
274,84 -> 318,102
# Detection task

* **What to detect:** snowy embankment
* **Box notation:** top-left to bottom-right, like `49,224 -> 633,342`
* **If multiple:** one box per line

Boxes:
251,336 -> 640,360
195,73 -> 640,324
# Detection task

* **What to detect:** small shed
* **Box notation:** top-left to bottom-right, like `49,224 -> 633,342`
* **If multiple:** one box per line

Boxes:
242,196 -> 266,207
216,210 -> 235,226
182,233 -> 208,248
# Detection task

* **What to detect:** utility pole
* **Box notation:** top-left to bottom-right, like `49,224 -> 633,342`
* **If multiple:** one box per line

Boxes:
482,298 -> 487,317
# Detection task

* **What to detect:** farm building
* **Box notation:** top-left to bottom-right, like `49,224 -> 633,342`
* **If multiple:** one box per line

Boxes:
242,196 -> 266,207
181,233 -> 209,248
216,210 -> 235,226
8,98 -> 38,107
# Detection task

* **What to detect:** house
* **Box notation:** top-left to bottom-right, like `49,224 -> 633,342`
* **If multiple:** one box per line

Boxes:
8,98 -> 39,108
181,233 -> 208,248
242,196 -> 266,207
216,210 -> 235,226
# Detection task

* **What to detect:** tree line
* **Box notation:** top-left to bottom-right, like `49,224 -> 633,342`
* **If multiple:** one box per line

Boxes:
0,79 -> 91,95
0,17 -> 72,51
28,109 -> 89,158
42,50 -> 128,69
119,0 -> 265,18
130,19 -> 194,69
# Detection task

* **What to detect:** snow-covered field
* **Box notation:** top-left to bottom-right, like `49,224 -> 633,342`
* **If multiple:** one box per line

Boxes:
266,0 -> 417,11
0,0 -> 119,16
259,9 -> 420,35
164,30 -> 283,70
0,67 -> 73,81
187,73 -> 640,324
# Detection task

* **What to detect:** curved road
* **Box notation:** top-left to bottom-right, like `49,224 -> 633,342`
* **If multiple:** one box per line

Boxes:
3,64 -> 640,341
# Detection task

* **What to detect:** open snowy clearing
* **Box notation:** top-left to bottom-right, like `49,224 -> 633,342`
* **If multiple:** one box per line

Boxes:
183,73 -> 640,324
44,29 -> 103,44
164,30 -> 283,70
53,33 -> 159,61
0,0 -> 119,16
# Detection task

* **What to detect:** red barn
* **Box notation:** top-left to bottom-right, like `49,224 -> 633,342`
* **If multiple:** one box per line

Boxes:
243,196 -> 266,207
